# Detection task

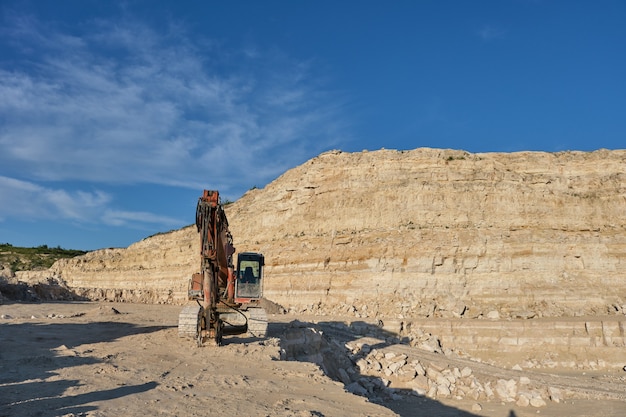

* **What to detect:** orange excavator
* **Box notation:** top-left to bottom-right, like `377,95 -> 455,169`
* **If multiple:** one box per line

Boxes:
178,190 -> 267,346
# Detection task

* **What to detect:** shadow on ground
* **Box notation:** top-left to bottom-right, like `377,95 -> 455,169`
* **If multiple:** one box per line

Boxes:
271,318 -> 519,417
0,316 -> 166,416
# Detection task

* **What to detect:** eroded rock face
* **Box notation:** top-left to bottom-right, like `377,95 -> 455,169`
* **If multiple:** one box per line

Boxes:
14,227 -> 197,304
17,148 -> 626,318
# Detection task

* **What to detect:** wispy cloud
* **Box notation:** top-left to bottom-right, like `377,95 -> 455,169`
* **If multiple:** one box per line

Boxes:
102,210 -> 182,227
0,15 -> 342,185
0,12 -> 345,229
478,25 -> 506,41
0,175 -> 180,228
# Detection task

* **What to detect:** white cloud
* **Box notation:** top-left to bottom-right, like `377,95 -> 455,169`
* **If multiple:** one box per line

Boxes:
0,15 -> 344,195
0,175 -> 180,228
0,175 -> 102,221
42,189 -> 111,221
102,210 -> 181,227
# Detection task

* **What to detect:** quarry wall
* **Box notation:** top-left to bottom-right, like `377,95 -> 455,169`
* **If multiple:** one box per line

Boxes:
14,148 -> 626,319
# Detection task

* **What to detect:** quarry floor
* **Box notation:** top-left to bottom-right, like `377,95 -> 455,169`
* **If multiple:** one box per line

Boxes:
0,301 -> 624,417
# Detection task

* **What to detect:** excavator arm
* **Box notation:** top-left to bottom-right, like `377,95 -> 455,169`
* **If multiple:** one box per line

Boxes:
178,190 -> 267,346
195,190 -> 236,308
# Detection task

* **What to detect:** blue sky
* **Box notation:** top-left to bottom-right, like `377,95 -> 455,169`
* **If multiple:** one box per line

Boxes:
1,1 -> 624,250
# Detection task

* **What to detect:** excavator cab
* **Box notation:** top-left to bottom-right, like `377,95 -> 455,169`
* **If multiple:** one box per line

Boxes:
235,252 -> 264,301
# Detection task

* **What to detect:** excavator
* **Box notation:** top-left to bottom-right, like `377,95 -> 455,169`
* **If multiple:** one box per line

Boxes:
178,190 -> 267,346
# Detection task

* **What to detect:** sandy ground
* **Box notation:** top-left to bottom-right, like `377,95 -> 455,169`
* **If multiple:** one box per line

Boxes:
1,302 -> 625,417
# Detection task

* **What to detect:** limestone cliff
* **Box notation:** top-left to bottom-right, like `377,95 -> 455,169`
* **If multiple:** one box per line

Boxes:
16,148 -> 626,318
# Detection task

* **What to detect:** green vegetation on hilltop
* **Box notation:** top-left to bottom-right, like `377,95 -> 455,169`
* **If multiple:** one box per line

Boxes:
0,243 -> 87,272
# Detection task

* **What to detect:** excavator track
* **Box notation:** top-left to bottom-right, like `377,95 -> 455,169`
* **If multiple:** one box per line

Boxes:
180,304 -> 267,343
218,307 -> 268,338
178,304 -> 202,339
246,307 -> 268,338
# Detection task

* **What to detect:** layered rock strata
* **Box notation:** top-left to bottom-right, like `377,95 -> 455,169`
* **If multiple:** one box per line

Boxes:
230,148 -> 626,319
15,148 -> 626,318
15,227 -> 196,304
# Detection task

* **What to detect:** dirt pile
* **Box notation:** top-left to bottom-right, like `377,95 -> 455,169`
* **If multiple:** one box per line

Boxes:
0,275 -> 82,303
